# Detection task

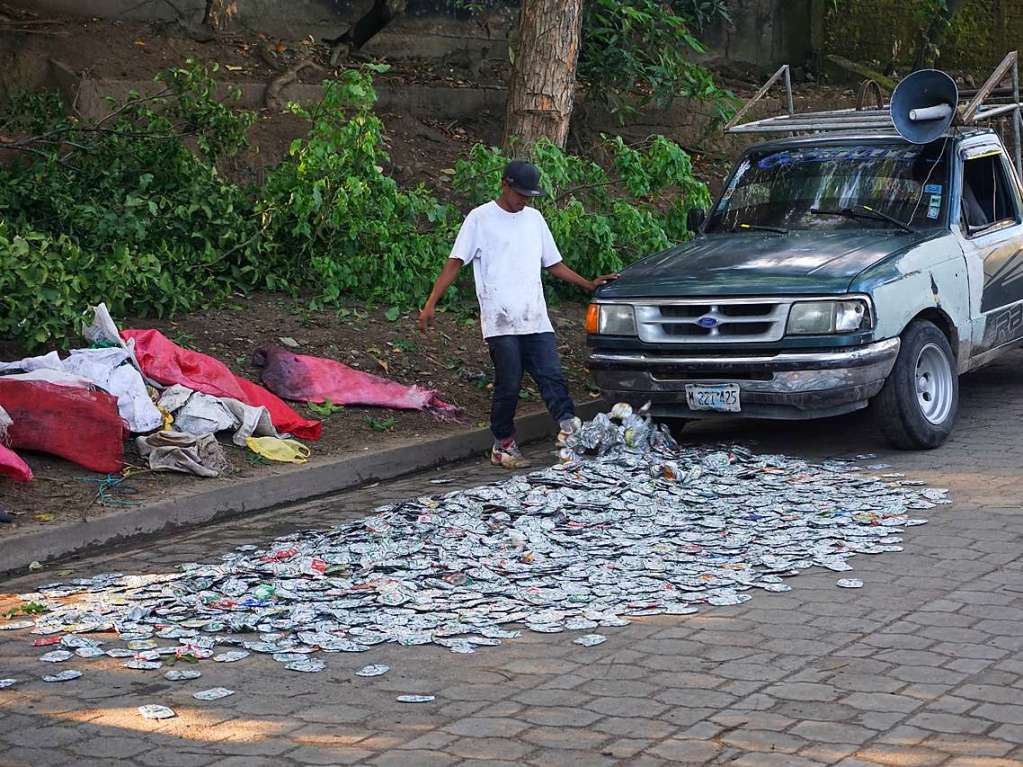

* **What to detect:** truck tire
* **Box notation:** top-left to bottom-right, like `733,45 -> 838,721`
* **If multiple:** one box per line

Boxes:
873,320 -> 958,450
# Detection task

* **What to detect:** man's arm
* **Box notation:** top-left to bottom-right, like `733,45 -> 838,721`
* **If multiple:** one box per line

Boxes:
546,262 -> 619,292
419,258 -> 464,334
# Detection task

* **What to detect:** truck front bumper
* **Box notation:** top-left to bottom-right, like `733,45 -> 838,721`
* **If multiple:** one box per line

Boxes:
588,337 -> 901,420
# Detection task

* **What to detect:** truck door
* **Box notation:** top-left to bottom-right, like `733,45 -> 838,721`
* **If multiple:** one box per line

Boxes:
956,141 -> 1023,359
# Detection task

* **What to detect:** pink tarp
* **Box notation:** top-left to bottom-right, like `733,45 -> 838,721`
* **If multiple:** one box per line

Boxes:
253,346 -> 461,417
0,443 -> 32,482
122,330 -> 322,441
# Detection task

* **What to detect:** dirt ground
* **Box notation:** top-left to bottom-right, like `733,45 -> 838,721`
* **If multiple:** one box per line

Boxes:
0,296 -> 592,535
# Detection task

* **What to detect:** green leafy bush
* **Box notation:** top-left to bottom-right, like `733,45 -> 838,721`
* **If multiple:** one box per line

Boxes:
0,61 -> 262,348
0,64 -> 710,350
257,66 -> 460,307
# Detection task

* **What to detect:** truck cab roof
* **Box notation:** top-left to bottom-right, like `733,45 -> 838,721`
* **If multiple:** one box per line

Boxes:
742,127 -> 998,154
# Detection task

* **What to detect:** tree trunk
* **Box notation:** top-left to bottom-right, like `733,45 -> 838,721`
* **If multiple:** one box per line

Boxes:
503,0 -> 583,153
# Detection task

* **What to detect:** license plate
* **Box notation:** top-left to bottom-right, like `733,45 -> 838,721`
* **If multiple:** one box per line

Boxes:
685,383 -> 741,413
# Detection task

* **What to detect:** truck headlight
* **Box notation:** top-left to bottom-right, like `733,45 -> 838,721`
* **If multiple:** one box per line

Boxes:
786,300 -> 870,335
586,304 -> 637,335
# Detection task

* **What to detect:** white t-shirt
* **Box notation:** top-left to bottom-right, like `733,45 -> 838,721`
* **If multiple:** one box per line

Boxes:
450,201 -> 563,338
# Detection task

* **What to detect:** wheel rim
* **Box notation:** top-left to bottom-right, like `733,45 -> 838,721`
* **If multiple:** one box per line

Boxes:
914,342 -> 954,425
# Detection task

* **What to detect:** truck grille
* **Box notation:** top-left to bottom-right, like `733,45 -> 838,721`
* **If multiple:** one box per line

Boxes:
634,299 -> 790,344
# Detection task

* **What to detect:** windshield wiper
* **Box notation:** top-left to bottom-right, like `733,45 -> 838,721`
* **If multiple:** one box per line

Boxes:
810,205 -> 916,234
730,223 -> 789,235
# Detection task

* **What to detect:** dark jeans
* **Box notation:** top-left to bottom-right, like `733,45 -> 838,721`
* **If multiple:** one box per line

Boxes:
486,332 -> 575,442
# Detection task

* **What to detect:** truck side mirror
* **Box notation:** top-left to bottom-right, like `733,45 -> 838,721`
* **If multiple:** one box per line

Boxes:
687,208 -> 707,234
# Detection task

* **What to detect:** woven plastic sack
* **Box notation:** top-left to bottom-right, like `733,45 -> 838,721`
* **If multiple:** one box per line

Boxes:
254,346 -> 461,417
0,444 -> 32,482
0,379 -> 125,473
121,330 -> 321,441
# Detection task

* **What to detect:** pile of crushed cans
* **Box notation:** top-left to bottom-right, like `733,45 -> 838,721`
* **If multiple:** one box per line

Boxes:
5,404 -> 950,686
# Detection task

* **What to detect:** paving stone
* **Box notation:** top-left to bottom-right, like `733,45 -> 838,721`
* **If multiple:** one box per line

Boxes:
976,704 -> 1023,726
525,750 -> 617,767
585,696 -> 668,719
922,733 -> 1015,757
136,751 -> 219,767
854,746 -> 948,766
842,692 -> 922,713
443,717 -> 529,738
943,759 -> 1023,767
371,749 -> 457,767
4,726 -> 85,749
654,688 -> 736,708
720,729 -> 807,753
446,737 -> 534,761
798,743 -> 860,763
647,738 -> 722,763
992,723 -> 1023,743
210,759 -> 293,767
591,715 -> 675,739
0,747 -> 83,767
792,720 -> 878,745
602,737 -> 653,759
907,711 -> 990,734
514,689 -> 592,707
70,736 -> 151,759
520,725 -> 609,750
517,706 -> 603,727
859,711 -> 909,731
762,683 -> 841,702
728,753 -> 825,767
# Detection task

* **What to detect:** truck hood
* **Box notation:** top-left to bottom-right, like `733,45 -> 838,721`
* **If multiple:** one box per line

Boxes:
598,229 -> 934,299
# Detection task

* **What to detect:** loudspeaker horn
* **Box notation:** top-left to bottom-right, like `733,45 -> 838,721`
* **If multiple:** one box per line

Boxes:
891,68 -> 959,144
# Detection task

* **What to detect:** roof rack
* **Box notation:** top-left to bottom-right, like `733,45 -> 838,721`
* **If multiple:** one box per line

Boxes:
725,52 -> 1023,175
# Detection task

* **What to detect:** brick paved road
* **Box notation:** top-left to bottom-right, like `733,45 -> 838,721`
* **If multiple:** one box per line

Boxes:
3,351 -> 1023,766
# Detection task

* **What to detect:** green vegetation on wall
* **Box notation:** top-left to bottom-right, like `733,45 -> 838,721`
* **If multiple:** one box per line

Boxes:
0,63 -> 709,350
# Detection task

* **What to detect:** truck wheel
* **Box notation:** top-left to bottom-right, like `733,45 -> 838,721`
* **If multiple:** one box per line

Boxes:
873,320 -> 958,449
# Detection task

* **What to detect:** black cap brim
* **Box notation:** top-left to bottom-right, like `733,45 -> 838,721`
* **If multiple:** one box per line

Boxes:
508,183 -> 546,198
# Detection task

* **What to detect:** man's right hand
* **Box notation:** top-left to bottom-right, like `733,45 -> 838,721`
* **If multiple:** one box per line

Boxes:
418,304 -> 436,335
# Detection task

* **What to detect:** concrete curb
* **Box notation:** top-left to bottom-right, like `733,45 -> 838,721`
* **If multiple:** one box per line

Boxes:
0,400 -> 606,578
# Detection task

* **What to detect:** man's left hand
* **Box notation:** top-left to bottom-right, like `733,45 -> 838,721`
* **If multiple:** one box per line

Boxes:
592,273 -> 621,289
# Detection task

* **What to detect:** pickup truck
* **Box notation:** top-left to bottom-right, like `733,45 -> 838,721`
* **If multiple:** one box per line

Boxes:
587,89 -> 1023,448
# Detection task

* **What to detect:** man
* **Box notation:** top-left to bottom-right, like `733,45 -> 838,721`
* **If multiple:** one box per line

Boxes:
419,160 -> 618,469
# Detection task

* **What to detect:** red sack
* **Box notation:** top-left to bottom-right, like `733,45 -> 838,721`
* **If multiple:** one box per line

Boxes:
122,330 -> 322,441
0,380 -> 125,473
0,443 -> 32,482
254,346 -> 461,418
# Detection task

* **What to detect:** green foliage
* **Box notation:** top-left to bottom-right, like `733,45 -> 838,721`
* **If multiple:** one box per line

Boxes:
257,66 -> 459,308
1,65 -> 710,350
579,0 -> 737,121
307,398 -> 344,418
0,60 -> 262,349
365,415 -> 397,431
453,136 -> 710,298
3,601 -> 48,618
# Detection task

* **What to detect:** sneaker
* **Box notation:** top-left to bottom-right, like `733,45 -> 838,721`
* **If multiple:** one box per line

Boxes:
491,441 -> 532,469
556,417 -> 582,448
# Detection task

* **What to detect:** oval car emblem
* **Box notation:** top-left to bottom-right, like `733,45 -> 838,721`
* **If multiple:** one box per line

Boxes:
697,316 -> 718,328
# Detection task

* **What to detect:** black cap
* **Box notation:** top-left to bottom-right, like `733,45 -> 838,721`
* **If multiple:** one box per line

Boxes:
503,160 -> 546,197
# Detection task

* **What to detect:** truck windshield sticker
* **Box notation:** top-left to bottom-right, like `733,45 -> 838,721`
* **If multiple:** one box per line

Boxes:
924,183 -> 943,194
757,146 -> 919,170
927,195 -> 942,219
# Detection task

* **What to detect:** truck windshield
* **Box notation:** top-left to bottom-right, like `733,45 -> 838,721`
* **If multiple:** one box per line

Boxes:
707,141 -> 950,233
